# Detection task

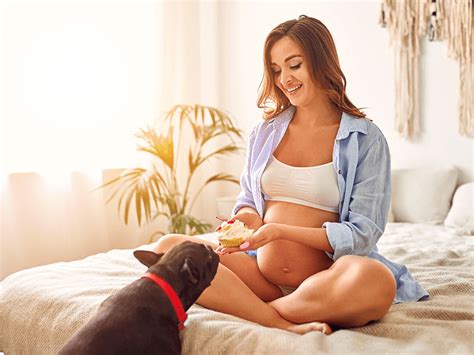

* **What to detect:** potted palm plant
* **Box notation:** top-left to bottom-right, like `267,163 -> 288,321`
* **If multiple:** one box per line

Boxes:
99,104 -> 243,241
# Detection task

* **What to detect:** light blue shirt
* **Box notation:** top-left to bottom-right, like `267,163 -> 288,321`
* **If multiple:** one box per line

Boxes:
232,106 -> 428,303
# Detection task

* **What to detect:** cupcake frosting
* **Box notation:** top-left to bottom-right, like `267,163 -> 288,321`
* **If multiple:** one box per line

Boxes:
217,219 -> 253,241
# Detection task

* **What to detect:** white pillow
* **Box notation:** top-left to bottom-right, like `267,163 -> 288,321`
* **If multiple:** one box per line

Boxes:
444,182 -> 474,234
391,166 -> 459,224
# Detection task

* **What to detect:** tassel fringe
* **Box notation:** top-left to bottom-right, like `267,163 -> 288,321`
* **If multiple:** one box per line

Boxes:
380,0 -> 473,138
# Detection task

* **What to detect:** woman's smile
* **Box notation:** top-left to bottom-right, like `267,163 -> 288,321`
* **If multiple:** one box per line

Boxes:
286,84 -> 303,95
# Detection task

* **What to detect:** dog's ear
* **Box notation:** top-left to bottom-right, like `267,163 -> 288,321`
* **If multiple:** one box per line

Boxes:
133,250 -> 164,267
180,257 -> 199,284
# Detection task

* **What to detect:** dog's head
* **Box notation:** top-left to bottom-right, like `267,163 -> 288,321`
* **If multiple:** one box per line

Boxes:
134,241 -> 219,309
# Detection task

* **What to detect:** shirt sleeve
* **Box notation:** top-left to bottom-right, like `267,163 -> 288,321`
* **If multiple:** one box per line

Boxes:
231,126 -> 258,216
322,135 -> 391,260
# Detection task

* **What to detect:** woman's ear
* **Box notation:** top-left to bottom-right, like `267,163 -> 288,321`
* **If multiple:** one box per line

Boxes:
133,250 -> 164,267
180,257 -> 199,284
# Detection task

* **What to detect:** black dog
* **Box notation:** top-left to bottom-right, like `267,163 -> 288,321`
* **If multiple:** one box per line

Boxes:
59,241 -> 219,355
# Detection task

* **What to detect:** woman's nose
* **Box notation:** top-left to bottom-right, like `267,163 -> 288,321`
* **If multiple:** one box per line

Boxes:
280,71 -> 292,87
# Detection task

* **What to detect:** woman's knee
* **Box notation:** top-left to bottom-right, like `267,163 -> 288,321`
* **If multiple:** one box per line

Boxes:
153,233 -> 219,255
153,233 -> 189,253
335,256 -> 395,287
334,255 -> 396,319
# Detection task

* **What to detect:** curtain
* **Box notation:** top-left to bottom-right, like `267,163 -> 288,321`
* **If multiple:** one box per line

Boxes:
0,1 -> 223,279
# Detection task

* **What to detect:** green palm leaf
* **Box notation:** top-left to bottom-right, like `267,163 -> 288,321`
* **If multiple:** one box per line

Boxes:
97,103 -> 243,235
197,145 -> 241,167
136,127 -> 174,170
203,173 -> 240,185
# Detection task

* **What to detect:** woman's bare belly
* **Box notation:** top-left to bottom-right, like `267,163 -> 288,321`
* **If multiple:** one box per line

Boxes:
258,201 -> 339,287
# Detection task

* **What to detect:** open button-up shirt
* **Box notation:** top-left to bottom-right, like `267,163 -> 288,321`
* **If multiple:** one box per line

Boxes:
232,106 -> 428,303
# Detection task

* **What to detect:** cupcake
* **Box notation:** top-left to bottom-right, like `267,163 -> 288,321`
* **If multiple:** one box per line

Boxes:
216,219 -> 253,247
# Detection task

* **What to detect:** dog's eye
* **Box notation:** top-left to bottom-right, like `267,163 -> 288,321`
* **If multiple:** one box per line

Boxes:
181,257 -> 200,284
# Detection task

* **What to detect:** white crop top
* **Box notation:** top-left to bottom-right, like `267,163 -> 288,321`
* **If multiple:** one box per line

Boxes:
261,155 -> 340,213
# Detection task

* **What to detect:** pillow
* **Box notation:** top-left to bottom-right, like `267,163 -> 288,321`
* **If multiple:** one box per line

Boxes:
444,182 -> 474,235
391,166 -> 459,224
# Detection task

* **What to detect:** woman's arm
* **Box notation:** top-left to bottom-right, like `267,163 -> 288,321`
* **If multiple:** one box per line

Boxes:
218,222 -> 333,254
231,127 -> 259,216
232,207 -> 263,231
274,224 -> 334,253
322,134 -> 391,260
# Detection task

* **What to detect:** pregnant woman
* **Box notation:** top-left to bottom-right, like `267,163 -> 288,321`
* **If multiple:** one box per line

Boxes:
153,15 -> 428,335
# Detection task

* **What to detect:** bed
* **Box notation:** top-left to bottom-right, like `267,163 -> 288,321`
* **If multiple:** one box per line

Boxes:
1,222 -> 473,354
1,169 -> 473,354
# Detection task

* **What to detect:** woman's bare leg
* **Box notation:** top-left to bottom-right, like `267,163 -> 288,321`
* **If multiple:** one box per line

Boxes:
269,255 -> 397,328
154,234 -> 331,335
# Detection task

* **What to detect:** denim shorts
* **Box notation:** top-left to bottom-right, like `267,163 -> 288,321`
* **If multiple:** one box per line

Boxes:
245,250 -> 258,258
278,284 -> 297,296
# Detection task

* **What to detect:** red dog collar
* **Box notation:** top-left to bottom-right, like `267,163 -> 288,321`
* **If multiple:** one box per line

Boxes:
141,272 -> 187,330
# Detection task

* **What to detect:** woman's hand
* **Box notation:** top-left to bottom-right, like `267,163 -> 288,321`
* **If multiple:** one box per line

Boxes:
216,223 -> 280,255
230,208 -> 263,231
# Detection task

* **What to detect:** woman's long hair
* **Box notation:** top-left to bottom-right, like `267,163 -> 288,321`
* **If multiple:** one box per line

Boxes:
257,15 -> 366,120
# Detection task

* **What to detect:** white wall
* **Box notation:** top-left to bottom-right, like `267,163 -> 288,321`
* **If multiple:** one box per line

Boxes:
2,1 -> 163,173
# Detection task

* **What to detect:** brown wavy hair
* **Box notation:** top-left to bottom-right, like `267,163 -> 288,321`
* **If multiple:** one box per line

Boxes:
257,15 -> 366,120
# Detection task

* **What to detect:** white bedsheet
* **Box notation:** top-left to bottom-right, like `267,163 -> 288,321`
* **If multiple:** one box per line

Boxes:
1,223 -> 473,354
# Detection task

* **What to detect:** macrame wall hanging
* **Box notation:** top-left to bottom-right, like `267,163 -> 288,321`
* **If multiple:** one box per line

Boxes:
379,0 -> 473,139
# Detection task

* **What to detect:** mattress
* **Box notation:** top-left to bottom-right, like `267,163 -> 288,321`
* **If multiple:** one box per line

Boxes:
1,223 -> 473,354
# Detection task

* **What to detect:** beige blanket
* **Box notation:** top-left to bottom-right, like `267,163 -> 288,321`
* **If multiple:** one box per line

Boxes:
1,223 -> 473,354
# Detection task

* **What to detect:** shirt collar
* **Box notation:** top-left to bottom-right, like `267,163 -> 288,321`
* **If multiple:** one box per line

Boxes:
270,105 -> 368,141
270,105 -> 295,128
336,112 -> 368,140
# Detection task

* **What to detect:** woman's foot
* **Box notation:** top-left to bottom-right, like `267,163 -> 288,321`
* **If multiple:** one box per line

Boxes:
286,321 -> 332,335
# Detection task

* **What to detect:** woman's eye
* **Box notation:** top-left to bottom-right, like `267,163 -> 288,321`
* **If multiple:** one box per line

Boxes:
271,63 -> 300,75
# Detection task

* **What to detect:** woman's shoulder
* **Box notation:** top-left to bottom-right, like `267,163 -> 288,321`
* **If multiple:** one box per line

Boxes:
340,114 -> 390,164
341,112 -> 387,145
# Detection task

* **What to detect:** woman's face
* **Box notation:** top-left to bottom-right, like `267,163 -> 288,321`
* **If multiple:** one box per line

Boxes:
269,36 -> 319,107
